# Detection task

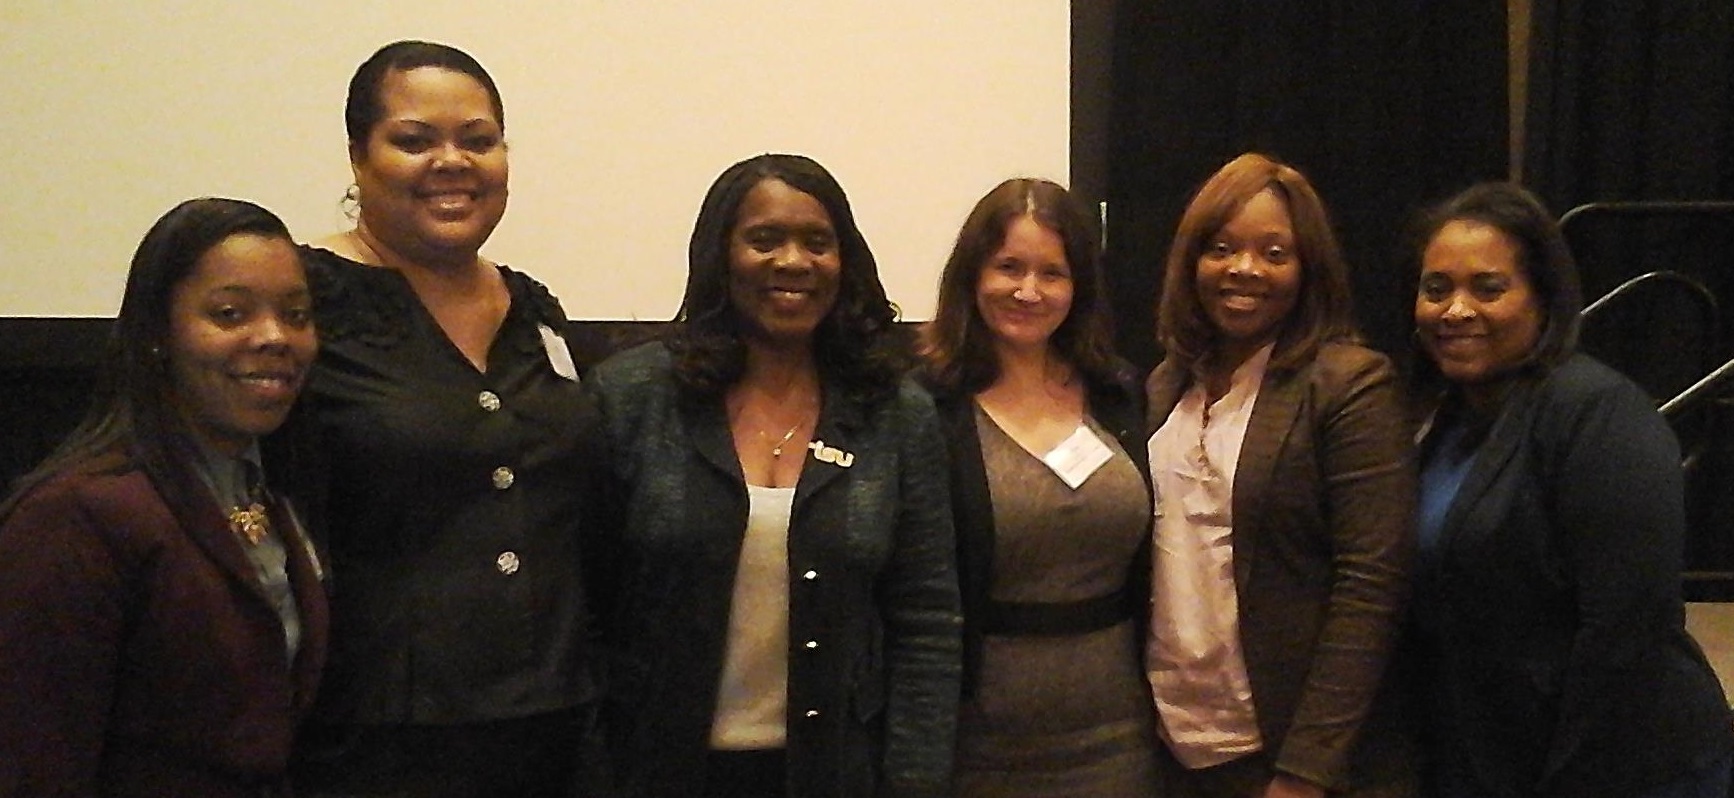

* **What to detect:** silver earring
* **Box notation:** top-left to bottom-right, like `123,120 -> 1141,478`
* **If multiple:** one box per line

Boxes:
341,183 -> 361,222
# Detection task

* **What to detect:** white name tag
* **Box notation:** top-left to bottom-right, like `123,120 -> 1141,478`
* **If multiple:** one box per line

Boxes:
1041,423 -> 1114,489
537,324 -> 579,382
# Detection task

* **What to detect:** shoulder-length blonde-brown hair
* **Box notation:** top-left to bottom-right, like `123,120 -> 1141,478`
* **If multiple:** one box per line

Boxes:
1157,152 -> 1361,374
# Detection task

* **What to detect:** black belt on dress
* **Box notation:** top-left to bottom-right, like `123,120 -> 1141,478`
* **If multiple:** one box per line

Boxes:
978,587 -> 1132,636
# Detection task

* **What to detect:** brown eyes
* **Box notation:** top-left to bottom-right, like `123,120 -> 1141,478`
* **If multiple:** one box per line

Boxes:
386,132 -> 500,154
744,228 -> 835,255
207,304 -> 312,329
992,260 -> 1071,281
1419,275 -> 1510,302
1203,240 -> 1291,264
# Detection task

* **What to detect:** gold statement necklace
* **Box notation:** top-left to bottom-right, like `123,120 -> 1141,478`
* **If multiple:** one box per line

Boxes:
229,504 -> 271,546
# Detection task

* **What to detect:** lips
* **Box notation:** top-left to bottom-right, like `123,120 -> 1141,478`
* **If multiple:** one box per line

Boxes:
1430,333 -> 1485,356
995,305 -> 1051,324
418,187 -> 480,215
232,368 -> 304,404
1216,287 -> 1268,313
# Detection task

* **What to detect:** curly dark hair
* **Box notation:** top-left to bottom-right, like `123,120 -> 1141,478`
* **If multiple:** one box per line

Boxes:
919,177 -> 1123,396
669,153 -> 906,401
0,198 -> 296,525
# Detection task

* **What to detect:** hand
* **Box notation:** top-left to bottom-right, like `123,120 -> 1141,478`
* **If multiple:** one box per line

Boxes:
1262,772 -> 1327,798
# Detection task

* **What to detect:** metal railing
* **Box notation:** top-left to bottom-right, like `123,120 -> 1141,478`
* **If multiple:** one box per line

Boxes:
1562,201 -> 1734,595
1562,201 -> 1734,418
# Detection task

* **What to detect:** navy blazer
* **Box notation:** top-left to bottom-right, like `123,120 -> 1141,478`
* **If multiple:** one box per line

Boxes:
929,365 -> 1152,697
587,342 -> 961,798
1411,354 -> 1732,797
0,468 -> 328,797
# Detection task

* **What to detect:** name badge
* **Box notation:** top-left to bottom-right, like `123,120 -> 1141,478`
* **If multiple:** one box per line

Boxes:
537,324 -> 579,382
1041,423 -> 1114,489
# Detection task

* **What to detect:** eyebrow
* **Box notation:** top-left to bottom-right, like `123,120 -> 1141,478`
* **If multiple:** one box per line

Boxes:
385,118 -> 499,130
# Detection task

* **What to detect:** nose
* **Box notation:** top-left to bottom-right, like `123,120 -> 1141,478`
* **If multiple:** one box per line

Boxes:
772,243 -> 810,271
1226,250 -> 1259,276
1441,294 -> 1475,321
1012,273 -> 1041,302
253,313 -> 291,350
431,141 -> 470,170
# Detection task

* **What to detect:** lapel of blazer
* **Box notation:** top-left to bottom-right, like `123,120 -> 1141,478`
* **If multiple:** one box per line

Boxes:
935,392 -> 994,600
1231,363 -> 1308,590
274,495 -> 329,709
682,396 -> 747,485
1144,361 -> 1190,430
792,386 -> 863,520
1434,379 -> 1542,551
182,497 -> 276,607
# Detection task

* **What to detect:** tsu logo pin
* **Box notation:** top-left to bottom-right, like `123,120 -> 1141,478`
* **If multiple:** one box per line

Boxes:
807,439 -> 854,468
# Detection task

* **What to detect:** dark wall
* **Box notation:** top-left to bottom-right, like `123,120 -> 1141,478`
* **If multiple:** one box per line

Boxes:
1101,0 -> 1509,368
0,318 -> 665,494
1524,0 -> 1734,597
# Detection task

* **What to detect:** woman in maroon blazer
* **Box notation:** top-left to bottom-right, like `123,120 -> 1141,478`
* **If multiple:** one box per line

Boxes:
0,198 -> 328,797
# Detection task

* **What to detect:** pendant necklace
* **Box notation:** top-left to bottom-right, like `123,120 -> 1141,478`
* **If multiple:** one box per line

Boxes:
771,421 -> 802,459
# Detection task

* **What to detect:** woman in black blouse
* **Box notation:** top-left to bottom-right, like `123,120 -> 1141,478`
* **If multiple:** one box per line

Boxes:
284,40 -> 606,797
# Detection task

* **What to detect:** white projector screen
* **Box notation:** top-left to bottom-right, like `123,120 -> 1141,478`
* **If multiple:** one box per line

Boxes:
0,2 -> 1070,320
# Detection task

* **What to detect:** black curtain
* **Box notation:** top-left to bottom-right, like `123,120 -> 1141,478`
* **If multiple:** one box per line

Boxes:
1526,0 -> 1734,591
1102,0 -> 1508,369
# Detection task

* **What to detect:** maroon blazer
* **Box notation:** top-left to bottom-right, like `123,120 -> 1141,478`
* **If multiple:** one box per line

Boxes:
0,468 -> 328,797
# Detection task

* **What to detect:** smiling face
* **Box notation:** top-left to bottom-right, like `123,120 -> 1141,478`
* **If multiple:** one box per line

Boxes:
975,214 -> 1073,354
1194,188 -> 1301,366
1415,220 -> 1544,391
166,234 -> 316,456
352,66 -> 508,263
727,178 -> 842,346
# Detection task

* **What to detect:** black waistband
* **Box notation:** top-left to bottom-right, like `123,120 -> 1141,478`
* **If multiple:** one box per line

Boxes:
979,588 -> 1132,636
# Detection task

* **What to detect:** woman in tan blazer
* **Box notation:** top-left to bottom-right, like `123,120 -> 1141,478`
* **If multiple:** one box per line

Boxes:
1143,153 -> 1416,798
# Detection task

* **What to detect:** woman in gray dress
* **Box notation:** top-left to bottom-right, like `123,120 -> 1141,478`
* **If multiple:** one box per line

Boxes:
921,178 -> 1159,797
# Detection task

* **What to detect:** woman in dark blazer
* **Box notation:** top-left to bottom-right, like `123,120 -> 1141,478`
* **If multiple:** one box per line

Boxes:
920,177 -> 1159,796
588,153 -> 960,798
0,198 -> 327,796
1144,153 -> 1416,798
1405,182 -> 1732,798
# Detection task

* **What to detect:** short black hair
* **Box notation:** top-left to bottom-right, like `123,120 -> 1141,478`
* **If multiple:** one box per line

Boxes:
344,40 -> 504,148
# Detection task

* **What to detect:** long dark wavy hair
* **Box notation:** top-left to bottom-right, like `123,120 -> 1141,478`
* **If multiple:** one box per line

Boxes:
669,153 -> 905,401
0,198 -> 296,527
919,177 -> 1123,396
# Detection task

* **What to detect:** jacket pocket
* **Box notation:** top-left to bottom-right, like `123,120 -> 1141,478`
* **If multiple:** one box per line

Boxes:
851,618 -> 886,722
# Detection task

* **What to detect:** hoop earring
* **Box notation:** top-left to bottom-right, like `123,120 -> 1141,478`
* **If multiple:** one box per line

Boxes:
341,183 -> 361,222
